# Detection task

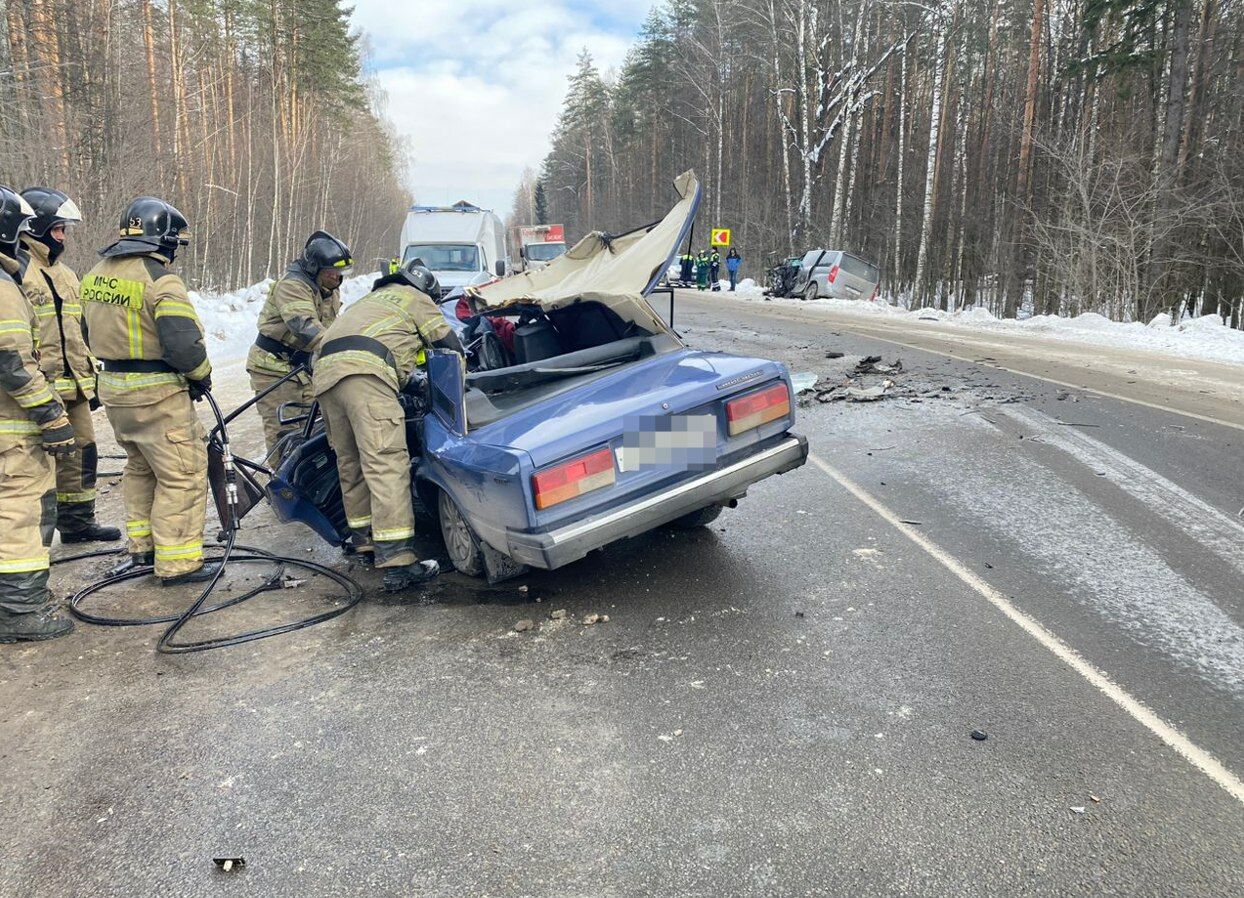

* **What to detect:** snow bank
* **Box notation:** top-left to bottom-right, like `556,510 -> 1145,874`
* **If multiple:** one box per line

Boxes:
194,271 -> 379,364
728,291 -> 1244,367
716,277 -> 764,298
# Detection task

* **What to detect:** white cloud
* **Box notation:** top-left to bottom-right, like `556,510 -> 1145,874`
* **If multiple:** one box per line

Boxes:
349,0 -> 647,215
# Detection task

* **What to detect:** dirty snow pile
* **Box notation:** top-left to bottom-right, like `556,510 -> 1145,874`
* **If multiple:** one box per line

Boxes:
192,271 -> 379,364
732,291 -> 1244,367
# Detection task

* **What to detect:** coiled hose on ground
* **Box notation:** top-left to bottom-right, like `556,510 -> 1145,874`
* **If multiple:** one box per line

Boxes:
57,381 -> 364,654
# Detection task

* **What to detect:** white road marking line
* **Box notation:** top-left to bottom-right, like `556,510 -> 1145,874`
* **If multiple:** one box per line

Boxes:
1000,406 -> 1244,576
818,326 -> 1244,433
808,451 -> 1244,805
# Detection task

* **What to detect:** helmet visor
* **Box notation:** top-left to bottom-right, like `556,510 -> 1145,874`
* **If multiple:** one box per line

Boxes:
16,194 -> 36,233
53,198 -> 83,225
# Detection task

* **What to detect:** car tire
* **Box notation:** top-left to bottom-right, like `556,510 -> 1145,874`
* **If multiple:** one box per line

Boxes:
802,282 -> 818,302
438,489 -> 484,576
668,505 -> 724,529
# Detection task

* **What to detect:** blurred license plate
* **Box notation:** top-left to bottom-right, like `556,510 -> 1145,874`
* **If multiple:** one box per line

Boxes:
615,414 -> 718,473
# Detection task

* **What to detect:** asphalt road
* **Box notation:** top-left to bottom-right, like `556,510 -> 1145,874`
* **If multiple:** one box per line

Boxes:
681,292 -> 1244,431
1,293 -> 1241,896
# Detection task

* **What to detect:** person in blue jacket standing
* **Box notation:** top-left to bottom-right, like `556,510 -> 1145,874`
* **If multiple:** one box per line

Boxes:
725,248 -> 742,291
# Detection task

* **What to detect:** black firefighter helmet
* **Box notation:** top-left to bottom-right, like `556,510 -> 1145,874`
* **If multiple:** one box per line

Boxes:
21,187 -> 83,261
118,196 -> 191,254
399,257 -> 441,300
300,230 -> 353,277
0,186 -> 37,258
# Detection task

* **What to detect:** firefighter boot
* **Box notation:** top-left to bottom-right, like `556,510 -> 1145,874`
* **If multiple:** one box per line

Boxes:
0,571 -> 74,643
57,501 -> 122,544
382,560 -> 440,593
159,560 -> 223,588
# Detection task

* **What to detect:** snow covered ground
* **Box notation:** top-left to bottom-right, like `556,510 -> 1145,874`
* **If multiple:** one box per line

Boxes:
194,271 -> 379,364
722,283 -> 1244,367
196,268 -> 1244,369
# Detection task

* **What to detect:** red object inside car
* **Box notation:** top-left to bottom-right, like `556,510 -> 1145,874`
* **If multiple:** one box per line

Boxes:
456,296 -> 516,352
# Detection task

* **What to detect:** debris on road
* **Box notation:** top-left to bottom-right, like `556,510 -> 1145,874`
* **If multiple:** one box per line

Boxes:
846,382 -> 892,401
825,350 -> 845,359
855,356 -> 904,376
514,619 -> 534,633
1070,806 -> 1087,815
791,371 -> 819,393
970,729 -> 989,741
280,576 -> 307,589
550,609 -> 568,620
583,613 -> 608,625
213,857 -> 245,872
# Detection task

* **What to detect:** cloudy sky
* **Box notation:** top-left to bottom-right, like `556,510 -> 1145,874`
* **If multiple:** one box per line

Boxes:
349,1 -> 652,216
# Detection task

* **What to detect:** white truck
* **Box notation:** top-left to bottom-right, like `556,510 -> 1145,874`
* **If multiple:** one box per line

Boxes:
399,200 -> 508,292
510,223 -> 567,273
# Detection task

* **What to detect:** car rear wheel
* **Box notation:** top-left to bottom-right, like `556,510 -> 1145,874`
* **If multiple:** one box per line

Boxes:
438,489 -> 484,576
668,505 -> 724,529
802,282 -> 818,301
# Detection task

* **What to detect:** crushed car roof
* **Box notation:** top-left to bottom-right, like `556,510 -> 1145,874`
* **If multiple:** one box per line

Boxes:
470,171 -> 700,332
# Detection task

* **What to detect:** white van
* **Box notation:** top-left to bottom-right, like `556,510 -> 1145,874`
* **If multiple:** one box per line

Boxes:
400,201 -> 508,292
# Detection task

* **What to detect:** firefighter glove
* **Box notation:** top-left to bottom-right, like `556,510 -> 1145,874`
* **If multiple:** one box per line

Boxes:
41,418 -> 77,456
188,375 -> 212,402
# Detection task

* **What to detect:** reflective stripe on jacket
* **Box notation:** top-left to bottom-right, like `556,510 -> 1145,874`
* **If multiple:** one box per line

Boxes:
81,249 -> 211,406
312,283 -> 449,396
245,264 -> 341,377
0,254 -> 64,449
21,237 -> 96,401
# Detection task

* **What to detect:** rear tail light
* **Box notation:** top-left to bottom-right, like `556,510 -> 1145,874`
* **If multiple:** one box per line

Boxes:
532,447 -> 616,510
726,383 -> 791,436
827,264 -> 840,284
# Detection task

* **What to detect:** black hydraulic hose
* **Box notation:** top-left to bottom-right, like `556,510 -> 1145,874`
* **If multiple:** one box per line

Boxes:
58,387 -> 365,654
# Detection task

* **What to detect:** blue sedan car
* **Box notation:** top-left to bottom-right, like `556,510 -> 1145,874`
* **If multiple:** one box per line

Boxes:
266,172 -> 808,581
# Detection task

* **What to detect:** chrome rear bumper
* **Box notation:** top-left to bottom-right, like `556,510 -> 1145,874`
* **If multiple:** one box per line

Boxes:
506,434 -> 808,569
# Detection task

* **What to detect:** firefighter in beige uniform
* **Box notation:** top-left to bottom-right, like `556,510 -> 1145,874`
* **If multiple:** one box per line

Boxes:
246,231 -> 352,454
312,262 -> 462,592
20,187 -> 121,543
0,186 -> 76,642
81,197 -> 219,586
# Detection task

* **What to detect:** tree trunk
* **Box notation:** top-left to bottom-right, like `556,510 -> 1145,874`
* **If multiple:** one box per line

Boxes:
1145,0 -> 1194,319
892,40 -> 907,294
1005,0 -> 1046,318
140,0 -> 163,168
28,0 -> 70,174
913,21 -> 947,304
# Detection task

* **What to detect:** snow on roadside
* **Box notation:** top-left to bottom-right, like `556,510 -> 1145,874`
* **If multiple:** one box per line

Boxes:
725,290 -> 1244,367
193,271 -> 379,364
